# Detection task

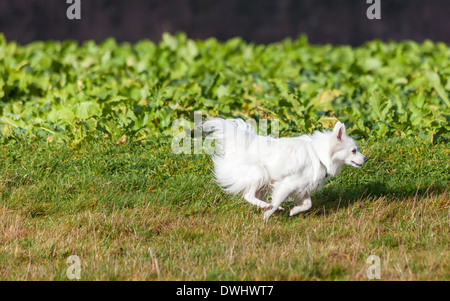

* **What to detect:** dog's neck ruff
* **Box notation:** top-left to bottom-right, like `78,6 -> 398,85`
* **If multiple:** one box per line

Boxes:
320,160 -> 330,178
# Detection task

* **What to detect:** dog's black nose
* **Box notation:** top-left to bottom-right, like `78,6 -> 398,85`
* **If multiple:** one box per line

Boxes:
364,156 -> 368,162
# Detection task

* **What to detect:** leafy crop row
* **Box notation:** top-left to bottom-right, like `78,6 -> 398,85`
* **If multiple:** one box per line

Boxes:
0,33 -> 449,144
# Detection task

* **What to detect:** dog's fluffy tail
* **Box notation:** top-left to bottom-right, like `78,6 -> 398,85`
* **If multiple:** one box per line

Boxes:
203,117 -> 257,138
203,118 -> 268,195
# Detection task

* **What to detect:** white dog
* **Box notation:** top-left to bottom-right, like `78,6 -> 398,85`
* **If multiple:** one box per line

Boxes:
203,118 -> 368,221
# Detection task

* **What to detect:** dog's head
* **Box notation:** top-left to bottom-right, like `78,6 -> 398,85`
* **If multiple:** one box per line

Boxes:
331,121 -> 368,168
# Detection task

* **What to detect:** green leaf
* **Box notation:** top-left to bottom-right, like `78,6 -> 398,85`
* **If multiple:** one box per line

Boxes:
75,102 -> 102,120
425,71 -> 450,108
58,108 -> 76,124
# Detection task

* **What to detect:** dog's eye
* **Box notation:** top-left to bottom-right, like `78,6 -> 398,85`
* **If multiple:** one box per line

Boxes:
352,149 -> 357,154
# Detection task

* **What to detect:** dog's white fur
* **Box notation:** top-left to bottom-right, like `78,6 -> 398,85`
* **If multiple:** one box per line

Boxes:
203,118 -> 368,221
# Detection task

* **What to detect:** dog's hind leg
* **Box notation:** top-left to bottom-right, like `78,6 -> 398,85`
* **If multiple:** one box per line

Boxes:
252,187 -> 284,211
243,189 -> 272,210
255,188 -> 266,202
289,196 -> 312,216
263,182 -> 293,221
257,187 -> 284,212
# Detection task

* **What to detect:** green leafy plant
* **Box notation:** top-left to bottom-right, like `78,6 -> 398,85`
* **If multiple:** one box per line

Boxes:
0,33 -> 448,144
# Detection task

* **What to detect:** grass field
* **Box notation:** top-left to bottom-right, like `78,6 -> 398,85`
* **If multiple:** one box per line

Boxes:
0,136 -> 448,280
0,33 -> 449,280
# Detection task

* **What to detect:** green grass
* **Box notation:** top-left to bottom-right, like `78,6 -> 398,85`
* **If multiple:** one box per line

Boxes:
1,34 -> 448,281
0,137 -> 448,280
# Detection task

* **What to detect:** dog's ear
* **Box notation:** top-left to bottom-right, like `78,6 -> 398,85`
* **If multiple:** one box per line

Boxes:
333,121 -> 346,142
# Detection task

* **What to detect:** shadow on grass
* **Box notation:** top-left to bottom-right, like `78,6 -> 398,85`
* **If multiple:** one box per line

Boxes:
309,181 -> 448,217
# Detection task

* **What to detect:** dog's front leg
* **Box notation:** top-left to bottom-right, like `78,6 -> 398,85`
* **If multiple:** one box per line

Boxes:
289,196 -> 312,216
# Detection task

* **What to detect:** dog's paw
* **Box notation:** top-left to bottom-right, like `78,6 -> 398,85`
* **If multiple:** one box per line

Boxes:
261,204 -> 272,211
263,210 -> 272,222
262,204 -> 284,211
289,207 -> 306,216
